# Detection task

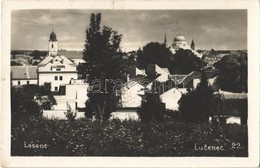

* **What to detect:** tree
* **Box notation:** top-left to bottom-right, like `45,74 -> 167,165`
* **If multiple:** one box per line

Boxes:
214,53 -> 247,92
137,91 -> 165,122
178,72 -> 214,123
38,83 -> 57,109
169,48 -> 203,74
30,50 -> 47,59
11,85 -> 42,127
11,61 -> 22,66
136,48 -> 147,69
136,42 -> 173,69
83,13 -> 126,127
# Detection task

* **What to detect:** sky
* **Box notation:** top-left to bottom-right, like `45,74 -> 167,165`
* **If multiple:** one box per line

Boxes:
11,10 -> 247,51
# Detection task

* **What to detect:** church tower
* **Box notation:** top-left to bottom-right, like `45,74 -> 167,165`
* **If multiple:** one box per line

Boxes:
48,29 -> 58,56
191,39 -> 195,50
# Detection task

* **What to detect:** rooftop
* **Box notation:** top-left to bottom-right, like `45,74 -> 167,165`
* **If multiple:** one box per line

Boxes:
11,66 -> 38,80
58,51 -> 83,59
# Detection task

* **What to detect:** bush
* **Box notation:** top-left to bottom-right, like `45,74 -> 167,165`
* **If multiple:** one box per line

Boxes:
22,101 -> 42,116
137,92 -> 165,122
64,103 -> 77,122
11,117 -> 247,156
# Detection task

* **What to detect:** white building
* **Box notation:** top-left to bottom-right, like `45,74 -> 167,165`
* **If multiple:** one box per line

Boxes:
110,74 -> 147,121
38,55 -> 78,92
11,66 -> 38,86
172,33 -> 189,49
53,79 -> 89,110
160,88 -> 187,111
43,79 -> 88,119
169,33 -> 202,58
38,31 -> 78,92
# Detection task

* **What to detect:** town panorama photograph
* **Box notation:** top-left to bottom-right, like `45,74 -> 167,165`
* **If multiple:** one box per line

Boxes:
10,9 -> 248,157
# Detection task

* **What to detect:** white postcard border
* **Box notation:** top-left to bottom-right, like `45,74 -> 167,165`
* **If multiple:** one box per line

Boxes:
1,0 -> 259,167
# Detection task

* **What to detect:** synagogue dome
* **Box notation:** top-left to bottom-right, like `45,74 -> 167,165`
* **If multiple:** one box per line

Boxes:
173,34 -> 186,42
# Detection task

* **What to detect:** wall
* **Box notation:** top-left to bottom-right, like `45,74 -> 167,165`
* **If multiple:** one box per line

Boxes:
136,68 -> 145,76
43,110 -> 85,120
121,82 -> 144,108
193,78 -> 200,88
226,116 -> 241,125
110,109 -> 139,121
12,79 -> 37,86
38,72 -> 78,91
48,41 -> 58,56
155,65 -> 170,82
65,84 -> 89,108
53,83 -> 88,110
160,88 -> 187,110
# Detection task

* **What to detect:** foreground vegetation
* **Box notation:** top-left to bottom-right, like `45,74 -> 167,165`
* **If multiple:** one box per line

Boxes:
12,117 -> 247,156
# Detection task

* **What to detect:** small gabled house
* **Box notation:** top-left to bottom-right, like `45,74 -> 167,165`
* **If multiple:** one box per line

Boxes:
110,77 -> 145,121
160,88 -> 187,111
11,66 -> 38,86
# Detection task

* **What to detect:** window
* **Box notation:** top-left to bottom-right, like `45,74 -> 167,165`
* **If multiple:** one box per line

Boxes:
27,81 -> 30,85
56,68 -> 61,71
54,76 -> 58,80
55,87 -> 58,91
52,44 -> 54,48
59,76 -> 63,81
18,81 -> 20,85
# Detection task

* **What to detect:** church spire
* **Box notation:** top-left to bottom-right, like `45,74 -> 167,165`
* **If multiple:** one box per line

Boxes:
191,39 -> 195,50
164,33 -> 167,46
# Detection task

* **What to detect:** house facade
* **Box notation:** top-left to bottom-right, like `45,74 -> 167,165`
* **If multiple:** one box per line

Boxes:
11,66 -> 38,86
160,88 -> 187,111
38,55 -> 78,92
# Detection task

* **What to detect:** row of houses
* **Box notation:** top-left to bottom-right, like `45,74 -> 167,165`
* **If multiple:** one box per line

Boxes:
11,30 -> 247,124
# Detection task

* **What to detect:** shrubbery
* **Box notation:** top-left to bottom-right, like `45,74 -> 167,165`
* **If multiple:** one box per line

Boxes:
178,73 -> 214,123
137,92 -> 165,122
11,117 -> 247,156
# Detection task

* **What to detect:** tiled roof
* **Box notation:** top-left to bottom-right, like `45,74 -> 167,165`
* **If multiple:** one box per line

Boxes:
11,66 -> 38,80
58,51 -> 83,59
169,70 -> 220,85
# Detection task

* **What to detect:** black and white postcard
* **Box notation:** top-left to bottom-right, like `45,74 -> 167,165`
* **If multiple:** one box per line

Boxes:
1,0 -> 259,167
